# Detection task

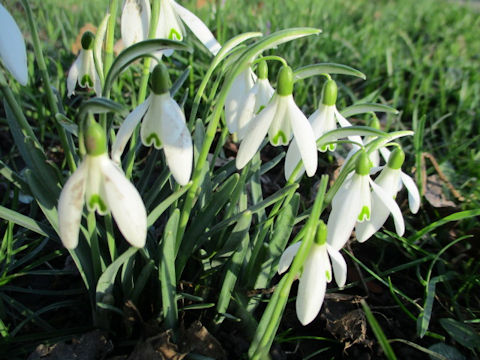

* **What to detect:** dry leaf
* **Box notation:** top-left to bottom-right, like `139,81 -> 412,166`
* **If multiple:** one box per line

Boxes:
424,174 -> 457,208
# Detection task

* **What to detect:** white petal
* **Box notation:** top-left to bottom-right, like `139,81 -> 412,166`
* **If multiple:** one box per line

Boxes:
172,1 -> 221,55
101,157 -> 147,248
236,95 -> 277,169
370,178 -> 405,237
277,242 -> 301,274
311,105 -> 336,152
141,94 -> 166,149
67,56 -> 81,97
112,96 -> 151,163
357,175 -> 372,222
296,244 -> 329,325
158,96 -> 193,185
327,244 -> 347,287
284,138 -> 304,181
379,147 -> 391,163
58,161 -> 87,249
85,156 -> 108,215
287,97 -> 318,177
253,78 -> 274,113
334,108 -> 362,145
400,172 -> 420,214
327,174 -> 363,251
225,69 -> 255,134
156,0 -> 184,48
236,87 -> 257,140
0,4 -> 28,85
268,96 -> 290,145
121,0 -> 151,48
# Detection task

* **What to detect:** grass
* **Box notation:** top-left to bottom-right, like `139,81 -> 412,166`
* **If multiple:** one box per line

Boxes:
0,0 -> 479,358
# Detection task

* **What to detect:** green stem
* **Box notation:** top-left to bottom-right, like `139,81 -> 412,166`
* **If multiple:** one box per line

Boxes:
104,0 -> 119,75
252,55 -> 288,68
20,0 -> 76,172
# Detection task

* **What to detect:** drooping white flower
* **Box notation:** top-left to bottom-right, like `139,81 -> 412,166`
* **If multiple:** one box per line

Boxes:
327,151 -> 405,251
236,66 -> 317,177
356,147 -> 420,242
278,222 -> 347,325
0,4 -> 28,85
58,121 -> 147,249
111,63 -> 192,186
225,60 -> 274,140
67,31 -> 101,97
285,79 -> 362,180
121,0 -> 151,48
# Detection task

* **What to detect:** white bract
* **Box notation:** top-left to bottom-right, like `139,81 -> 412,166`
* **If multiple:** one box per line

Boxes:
356,148 -> 420,242
0,4 -> 28,85
236,66 -> 317,177
58,122 -> 147,249
121,0 -> 151,48
67,32 -> 101,97
278,233 -> 347,325
327,151 -> 405,251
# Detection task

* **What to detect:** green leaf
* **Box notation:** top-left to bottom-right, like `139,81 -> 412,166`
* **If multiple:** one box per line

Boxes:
293,62 -> 366,81
147,184 -> 191,227
341,103 -> 399,118
55,113 -> 78,136
0,205 -> 50,237
78,97 -> 125,121
439,318 -> 480,350
428,343 -> 466,360
316,125 -> 387,150
104,39 -> 192,94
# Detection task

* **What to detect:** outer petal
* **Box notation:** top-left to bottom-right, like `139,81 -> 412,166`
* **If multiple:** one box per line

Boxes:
172,1 -> 221,55
287,96 -> 318,177
334,108 -> 362,145
370,178 -> 405,237
58,160 -> 88,249
67,56 -> 81,97
296,244 -> 329,325
101,157 -> 147,248
112,96 -> 151,163
327,244 -> 347,287
121,0 -> 151,48
235,87 -> 257,140
236,95 -> 278,169
158,96 -> 193,185
400,171 -> 420,214
277,242 -> 301,274
327,174 -> 363,251
225,69 -> 255,134
284,138 -> 303,181
0,4 -> 28,85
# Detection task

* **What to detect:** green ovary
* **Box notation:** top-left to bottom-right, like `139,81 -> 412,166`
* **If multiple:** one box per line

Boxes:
357,205 -> 371,221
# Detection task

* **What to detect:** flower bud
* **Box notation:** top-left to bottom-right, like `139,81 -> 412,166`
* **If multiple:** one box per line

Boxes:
387,147 -> 405,170
355,151 -> 372,175
277,65 -> 293,96
321,80 -> 337,106
367,115 -> 380,130
314,220 -> 328,245
85,121 -> 107,156
150,63 -> 171,95
257,60 -> 268,80
81,31 -> 95,50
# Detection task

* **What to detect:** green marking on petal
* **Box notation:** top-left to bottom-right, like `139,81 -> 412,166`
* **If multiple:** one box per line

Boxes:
272,130 -> 287,145
168,28 -> 182,40
81,74 -> 93,88
88,194 -> 107,214
145,133 -> 162,148
358,205 -> 371,222
325,270 -> 332,282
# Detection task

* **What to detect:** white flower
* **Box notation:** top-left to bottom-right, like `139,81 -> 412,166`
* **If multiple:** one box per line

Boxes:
356,148 -> 420,243
58,122 -> 147,249
326,151 -> 405,251
67,31 -> 101,97
285,79 -> 361,180
111,64 -> 192,186
121,0 -> 151,48
154,0 -> 221,57
236,66 -> 317,177
0,4 -> 28,85
278,240 -> 347,325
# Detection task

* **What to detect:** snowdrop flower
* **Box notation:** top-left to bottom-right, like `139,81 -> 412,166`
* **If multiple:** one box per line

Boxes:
67,31 -> 101,97
226,60 -> 274,140
278,222 -> 347,325
285,79 -> 362,180
236,65 -> 318,177
58,121 -> 147,249
121,0 -> 151,48
327,151 -> 404,251
356,147 -> 420,242
154,0 -> 221,57
0,4 -> 28,85
112,63 -> 192,185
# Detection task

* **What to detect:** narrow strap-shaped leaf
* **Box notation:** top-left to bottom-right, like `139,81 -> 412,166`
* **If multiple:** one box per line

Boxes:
0,205 -> 49,237
294,62 -> 366,81
147,184 -> 191,226
78,97 -> 125,121
341,103 -> 399,118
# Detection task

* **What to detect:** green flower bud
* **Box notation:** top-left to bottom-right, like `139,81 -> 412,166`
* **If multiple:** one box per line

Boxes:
355,151 -> 372,175
314,220 -> 328,245
387,147 -> 405,170
367,116 -> 380,130
277,65 -> 293,96
81,31 -> 95,50
85,121 -> 107,156
257,60 -> 268,80
150,63 -> 171,95
321,80 -> 337,106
